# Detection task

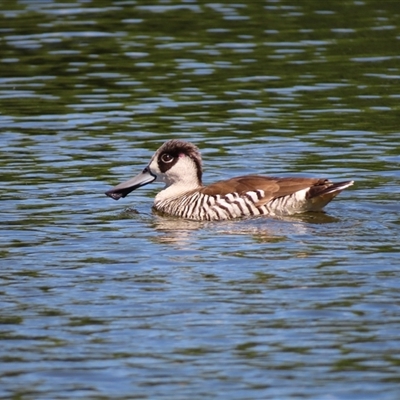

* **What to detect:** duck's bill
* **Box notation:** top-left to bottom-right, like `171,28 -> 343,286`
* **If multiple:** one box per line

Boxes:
105,167 -> 156,200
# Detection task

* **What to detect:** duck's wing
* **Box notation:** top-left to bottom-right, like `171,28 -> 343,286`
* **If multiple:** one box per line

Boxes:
201,175 -> 353,207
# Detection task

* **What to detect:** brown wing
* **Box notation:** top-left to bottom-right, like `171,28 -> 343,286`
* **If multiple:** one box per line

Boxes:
200,175 -> 331,204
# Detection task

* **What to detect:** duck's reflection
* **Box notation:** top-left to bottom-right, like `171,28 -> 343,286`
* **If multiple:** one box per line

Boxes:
146,211 -> 340,249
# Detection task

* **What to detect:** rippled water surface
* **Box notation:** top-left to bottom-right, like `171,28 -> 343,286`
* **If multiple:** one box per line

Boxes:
1,1 -> 400,399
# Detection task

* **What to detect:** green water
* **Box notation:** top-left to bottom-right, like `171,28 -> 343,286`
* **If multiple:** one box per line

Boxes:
1,1 -> 400,399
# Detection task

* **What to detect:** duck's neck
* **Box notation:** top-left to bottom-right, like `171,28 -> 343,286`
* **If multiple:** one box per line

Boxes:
155,180 -> 202,203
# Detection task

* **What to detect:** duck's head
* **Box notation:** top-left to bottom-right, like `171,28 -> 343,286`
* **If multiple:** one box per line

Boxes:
105,139 -> 203,200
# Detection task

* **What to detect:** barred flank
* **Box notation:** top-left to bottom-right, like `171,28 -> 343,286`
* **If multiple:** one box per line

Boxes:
153,189 -> 305,221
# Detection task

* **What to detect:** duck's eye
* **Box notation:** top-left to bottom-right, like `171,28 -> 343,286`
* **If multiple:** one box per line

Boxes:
161,153 -> 174,163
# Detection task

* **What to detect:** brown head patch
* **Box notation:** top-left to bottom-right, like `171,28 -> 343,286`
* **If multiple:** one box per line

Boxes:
157,140 -> 203,183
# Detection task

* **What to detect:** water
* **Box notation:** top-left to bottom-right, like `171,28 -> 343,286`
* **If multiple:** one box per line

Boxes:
1,1 -> 400,399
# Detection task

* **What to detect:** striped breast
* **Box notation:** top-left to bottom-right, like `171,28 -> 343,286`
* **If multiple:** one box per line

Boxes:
153,188 -> 308,221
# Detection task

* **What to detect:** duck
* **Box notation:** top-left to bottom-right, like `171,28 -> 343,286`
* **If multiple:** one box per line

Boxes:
105,139 -> 354,221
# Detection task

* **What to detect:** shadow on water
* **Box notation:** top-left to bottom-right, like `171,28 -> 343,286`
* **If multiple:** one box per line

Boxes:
142,209 -> 348,249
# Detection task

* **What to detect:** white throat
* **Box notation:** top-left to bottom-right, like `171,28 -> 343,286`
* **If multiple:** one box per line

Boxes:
151,155 -> 202,202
